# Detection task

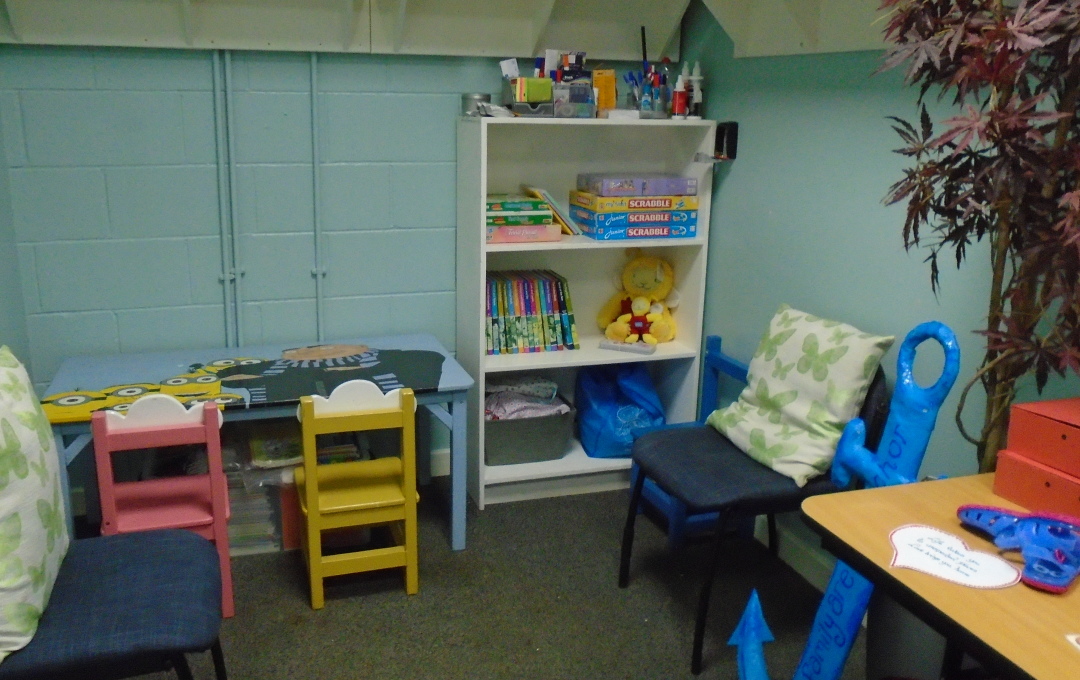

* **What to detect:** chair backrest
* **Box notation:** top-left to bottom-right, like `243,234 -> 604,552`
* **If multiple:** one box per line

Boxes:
856,366 -> 890,452
296,380 -> 416,514
91,395 -> 227,533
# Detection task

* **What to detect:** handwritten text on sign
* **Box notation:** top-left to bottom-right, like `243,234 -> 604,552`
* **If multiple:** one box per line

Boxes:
890,524 -> 1020,589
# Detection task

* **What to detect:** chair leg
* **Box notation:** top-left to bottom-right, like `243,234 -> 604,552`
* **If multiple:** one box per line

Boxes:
940,636 -> 965,680
691,510 -> 730,675
172,653 -> 194,680
667,500 -> 688,551
306,520 -> 325,609
215,539 -> 235,618
619,470 -> 647,588
210,639 -> 229,680
767,513 -> 779,559
405,512 -> 419,595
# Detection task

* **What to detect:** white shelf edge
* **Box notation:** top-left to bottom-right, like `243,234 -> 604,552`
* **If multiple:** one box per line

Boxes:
484,445 -> 632,485
474,117 -> 716,128
486,235 -> 706,253
484,337 -> 698,373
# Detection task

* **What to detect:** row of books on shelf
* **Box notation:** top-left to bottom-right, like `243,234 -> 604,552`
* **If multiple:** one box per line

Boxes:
486,269 -> 580,355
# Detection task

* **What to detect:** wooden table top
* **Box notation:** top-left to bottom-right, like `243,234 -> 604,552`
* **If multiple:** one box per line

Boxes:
802,473 -> 1080,680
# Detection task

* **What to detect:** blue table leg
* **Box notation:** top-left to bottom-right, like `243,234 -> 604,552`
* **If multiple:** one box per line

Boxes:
416,406 -> 432,487
53,427 -> 92,537
422,394 -> 468,551
450,391 -> 467,551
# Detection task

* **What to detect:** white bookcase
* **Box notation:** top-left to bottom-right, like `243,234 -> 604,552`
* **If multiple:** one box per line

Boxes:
456,117 -> 717,508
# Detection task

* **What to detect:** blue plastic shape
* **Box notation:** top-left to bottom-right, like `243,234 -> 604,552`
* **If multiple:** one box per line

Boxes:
734,321 -> 961,680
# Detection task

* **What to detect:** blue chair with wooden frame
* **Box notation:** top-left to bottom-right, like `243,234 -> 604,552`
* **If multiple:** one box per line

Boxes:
628,334 -> 890,553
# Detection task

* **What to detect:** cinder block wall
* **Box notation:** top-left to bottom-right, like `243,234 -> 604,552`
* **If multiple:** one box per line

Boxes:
1,46 -> 504,387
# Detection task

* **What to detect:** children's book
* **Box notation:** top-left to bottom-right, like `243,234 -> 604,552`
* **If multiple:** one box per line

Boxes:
486,194 -> 550,212
549,270 -> 580,349
522,185 -> 580,235
486,212 -> 554,227
510,273 -> 528,351
520,272 -> 541,352
533,273 -> 558,351
516,274 -> 538,352
538,270 -> 565,350
506,273 -> 525,353
493,272 -> 514,354
485,274 -> 494,355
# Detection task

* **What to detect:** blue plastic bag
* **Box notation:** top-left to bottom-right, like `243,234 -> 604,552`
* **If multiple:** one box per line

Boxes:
575,364 -> 665,458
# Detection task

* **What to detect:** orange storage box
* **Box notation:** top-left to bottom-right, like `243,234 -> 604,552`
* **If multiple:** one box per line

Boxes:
994,448 -> 1080,518
1005,397 -> 1080,477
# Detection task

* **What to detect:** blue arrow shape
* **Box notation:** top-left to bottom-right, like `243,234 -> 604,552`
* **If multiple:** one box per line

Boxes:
728,589 -> 774,680
732,322 -> 962,680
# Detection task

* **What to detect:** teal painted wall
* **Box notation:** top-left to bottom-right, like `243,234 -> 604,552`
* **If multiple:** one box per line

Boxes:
682,2 -> 1006,478
0,104 -> 27,361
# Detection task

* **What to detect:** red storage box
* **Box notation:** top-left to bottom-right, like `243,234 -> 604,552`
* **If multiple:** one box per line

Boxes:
1005,397 -> 1080,477
994,448 -> 1080,518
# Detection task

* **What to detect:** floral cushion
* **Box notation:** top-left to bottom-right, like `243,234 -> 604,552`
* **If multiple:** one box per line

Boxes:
706,305 -> 894,487
0,347 -> 69,662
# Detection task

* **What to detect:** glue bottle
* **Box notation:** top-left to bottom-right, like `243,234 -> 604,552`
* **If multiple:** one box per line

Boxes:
671,75 -> 688,120
687,61 -> 703,119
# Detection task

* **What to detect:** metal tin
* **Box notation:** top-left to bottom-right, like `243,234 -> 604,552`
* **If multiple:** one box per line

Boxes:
461,93 -> 491,117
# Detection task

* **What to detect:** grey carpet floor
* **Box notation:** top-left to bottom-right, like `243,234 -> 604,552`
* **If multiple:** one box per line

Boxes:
165,486 -> 865,679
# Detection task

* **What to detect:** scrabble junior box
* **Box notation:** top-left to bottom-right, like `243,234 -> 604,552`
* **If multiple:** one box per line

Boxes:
569,205 -> 698,240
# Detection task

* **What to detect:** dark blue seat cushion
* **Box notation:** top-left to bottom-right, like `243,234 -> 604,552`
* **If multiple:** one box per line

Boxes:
633,425 -> 839,515
0,530 -> 222,680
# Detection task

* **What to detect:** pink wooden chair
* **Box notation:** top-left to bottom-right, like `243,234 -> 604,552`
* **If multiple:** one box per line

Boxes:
91,394 -> 234,618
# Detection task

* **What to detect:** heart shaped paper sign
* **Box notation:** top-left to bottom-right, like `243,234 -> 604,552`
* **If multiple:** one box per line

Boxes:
890,524 -> 1020,589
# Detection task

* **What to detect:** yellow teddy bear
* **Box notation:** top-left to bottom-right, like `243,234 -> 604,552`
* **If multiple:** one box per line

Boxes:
596,250 -> 678,344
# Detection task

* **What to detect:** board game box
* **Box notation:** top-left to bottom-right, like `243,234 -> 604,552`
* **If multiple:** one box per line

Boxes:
575,173 -> 698,197
570,206 -> 698,240
569,190 -> 699,212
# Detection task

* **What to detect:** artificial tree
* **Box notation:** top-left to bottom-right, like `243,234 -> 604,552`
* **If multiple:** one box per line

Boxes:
881,0 -> 1080,472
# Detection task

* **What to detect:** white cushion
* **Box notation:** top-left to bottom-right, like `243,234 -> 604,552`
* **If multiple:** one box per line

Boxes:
707,305 -> 894,486
0,347 -> 70,662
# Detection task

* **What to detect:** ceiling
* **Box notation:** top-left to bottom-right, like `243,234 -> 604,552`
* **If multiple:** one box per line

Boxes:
0,0 -> 886,59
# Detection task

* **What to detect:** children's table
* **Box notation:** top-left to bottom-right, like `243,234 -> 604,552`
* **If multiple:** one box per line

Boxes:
802,473 -> 1080,680
42,333 -> 474,551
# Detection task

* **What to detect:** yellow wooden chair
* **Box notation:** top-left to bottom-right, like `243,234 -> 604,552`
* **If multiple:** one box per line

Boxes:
293,380 -> 418,609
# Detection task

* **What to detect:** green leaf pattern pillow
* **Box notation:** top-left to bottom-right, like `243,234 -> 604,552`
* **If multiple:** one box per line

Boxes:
0,346 -> 69,662
706,305 -> 894,487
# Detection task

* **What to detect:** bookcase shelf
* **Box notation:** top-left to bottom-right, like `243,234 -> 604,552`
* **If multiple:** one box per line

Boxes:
456,116 -> 717,509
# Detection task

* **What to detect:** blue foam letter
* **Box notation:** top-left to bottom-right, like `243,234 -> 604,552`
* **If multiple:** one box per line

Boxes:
733,321 -> 960,680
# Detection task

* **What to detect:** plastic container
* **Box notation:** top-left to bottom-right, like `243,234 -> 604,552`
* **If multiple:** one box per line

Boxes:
461,93 -> 491,117
484,408 -> 575,465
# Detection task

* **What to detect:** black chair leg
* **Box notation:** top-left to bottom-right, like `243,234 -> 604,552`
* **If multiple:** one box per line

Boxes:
767,513 -> 779,559
619,470 -> 647,588
172,654 -> 194,680
211,639 -> 229,680
691,509 -> 730,675
940,636 -> 964,680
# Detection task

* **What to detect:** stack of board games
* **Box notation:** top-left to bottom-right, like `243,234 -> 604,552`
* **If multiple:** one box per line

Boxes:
486,194 -> 562,243
569,172 -> 699,240
485,270 -> 580,355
